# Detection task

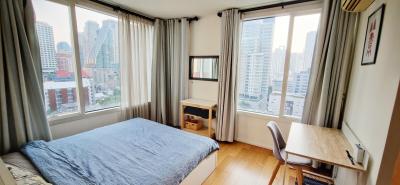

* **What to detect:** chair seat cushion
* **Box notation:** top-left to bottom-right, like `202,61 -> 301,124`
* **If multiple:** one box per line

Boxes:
280,150 -> 312,166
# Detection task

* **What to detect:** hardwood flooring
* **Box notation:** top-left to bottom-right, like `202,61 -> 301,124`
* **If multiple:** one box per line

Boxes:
392,152 -> 400,185
203,142 -> 297,185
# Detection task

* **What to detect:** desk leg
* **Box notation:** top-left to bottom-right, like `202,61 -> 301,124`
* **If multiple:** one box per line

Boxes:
208,108 -> 212,137
283,154 -> 288,185
180,104 -> 185,129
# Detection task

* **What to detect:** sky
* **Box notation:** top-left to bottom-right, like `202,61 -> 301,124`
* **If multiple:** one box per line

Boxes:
272,14 -> 320,53
33,0 -> 117,45
33,0 -> 319,53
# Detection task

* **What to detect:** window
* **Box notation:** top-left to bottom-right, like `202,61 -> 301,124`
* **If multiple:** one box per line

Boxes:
33,0 -> 79,117
33,0 -> 121,119
75,7 -> 120,112
285,14 -> 320,118
238,10 -> 321,120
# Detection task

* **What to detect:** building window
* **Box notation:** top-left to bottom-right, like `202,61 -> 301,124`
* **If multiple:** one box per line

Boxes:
238,10 -> 321,120
33,0 -> 121,119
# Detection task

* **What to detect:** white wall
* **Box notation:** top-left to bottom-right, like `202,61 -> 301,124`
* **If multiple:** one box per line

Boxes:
50,111 -> 122,139
235,111 -> 292,149
337,0 -> 400,184
189,14 -> 220,102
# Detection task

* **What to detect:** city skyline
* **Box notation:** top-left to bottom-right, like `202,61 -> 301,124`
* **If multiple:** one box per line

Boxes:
35,9 -> 120,116
238,14 -> 319,118
33,0 -> 117,45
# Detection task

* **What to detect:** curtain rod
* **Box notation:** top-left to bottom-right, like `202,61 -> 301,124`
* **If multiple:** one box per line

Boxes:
89,0 -> 155,22
89,0 -> 199,23
217,0 -> 317,17
187,16 -> 199,22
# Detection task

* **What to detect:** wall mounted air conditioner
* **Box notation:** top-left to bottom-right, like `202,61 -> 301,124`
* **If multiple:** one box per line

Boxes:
341,0 -> 375,12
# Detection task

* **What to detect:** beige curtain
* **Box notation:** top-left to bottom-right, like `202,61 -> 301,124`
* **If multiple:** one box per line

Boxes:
0,0 -> 52,154
216,9 -> 240,142
302,0 -> 359,129
119,13 -> 154,120
151,19 -> 189,127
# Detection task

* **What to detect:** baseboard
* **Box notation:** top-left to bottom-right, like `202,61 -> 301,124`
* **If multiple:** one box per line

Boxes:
234,137 -> 273,150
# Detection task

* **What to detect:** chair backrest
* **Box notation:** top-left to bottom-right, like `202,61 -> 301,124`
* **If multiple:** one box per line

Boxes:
266,121 -> 286,162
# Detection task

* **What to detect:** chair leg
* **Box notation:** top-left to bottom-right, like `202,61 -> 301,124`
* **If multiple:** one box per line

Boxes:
296,167 -> 303,185
268,161 -> 282,185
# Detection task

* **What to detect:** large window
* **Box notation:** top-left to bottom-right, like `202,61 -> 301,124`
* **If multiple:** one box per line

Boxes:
33,0 -> 79,117
75,7 -> 120,112
33,0 -> 120,119
238,10 -> 321,119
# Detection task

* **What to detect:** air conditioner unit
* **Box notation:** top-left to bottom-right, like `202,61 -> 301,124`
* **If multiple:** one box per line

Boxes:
341,0 -> 375,12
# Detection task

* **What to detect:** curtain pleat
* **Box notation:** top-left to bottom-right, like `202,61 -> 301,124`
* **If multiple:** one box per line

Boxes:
302,0 -> 358,129
0,0 -> 52,155
119,13 -> 154,120
216,9 -> 240,142
151,19 -> 189,127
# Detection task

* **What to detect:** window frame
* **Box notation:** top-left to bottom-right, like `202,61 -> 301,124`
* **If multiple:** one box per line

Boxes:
39,0 -> 122,124
237,2 -> 323,122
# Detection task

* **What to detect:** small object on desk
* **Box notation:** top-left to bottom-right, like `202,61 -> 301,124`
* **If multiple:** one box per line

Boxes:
346,150 -> 355,165
355,144 -> 365,164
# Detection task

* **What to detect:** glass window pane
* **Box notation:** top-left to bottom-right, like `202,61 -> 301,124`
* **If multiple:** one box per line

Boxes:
33,0 -> 79,118
75,7 -> 120,112
284,14 -> 320,118
238,16 -> 289,116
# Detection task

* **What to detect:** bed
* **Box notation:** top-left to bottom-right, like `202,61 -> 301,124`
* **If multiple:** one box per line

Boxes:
0,118 -> 219,185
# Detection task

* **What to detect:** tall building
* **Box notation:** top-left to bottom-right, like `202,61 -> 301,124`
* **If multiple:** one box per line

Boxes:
44,79 -> 93,115
79,21 -> 99,67
57,42 -> 72,53
36,22 -> 57,75
303,31 -> 317,68
239,18 -> 275,102
95,20 -> 118,68
56,42 -> 73,73
76,19 -> 120,110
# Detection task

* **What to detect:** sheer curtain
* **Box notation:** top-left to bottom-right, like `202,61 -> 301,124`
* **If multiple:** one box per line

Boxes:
151,18 -> 189,126
0,0 -> 52,154
119,13 -> 154,120
216,9 -> 240,142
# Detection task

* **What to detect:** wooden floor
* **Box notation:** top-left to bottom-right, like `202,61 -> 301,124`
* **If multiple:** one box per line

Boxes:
203,142 -> 297,185
392,152 -> 400,185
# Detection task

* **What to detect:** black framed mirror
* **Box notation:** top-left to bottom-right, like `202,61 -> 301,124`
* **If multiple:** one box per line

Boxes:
189,56 -> 219,81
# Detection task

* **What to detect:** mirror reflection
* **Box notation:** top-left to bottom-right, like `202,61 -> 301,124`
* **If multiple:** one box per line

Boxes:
190,56 -> 219,81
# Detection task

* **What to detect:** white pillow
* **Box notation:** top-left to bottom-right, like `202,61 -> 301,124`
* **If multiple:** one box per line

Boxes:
5,164 -> 51,185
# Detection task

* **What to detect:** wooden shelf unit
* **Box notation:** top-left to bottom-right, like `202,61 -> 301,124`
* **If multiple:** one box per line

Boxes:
180,98 -> 217,138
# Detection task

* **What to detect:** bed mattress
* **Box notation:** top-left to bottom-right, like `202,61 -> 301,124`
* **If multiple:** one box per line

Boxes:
20,118 -> 219,185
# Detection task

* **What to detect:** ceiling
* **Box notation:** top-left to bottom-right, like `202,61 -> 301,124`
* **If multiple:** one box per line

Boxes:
106,0 -> 282,19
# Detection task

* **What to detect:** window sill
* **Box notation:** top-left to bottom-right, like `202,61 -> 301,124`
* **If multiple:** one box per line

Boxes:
236,110 -> 301,123
48,107 -> 121,126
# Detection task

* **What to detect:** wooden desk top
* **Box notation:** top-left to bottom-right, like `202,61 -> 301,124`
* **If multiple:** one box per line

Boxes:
286,122 -> 365,171
181,98 -> 217,109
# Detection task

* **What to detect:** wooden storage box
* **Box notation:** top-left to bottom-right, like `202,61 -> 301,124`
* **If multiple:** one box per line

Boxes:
185,121 -> 203,130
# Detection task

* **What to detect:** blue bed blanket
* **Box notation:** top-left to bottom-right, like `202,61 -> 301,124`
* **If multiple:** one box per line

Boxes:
21,118 -> 219,185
